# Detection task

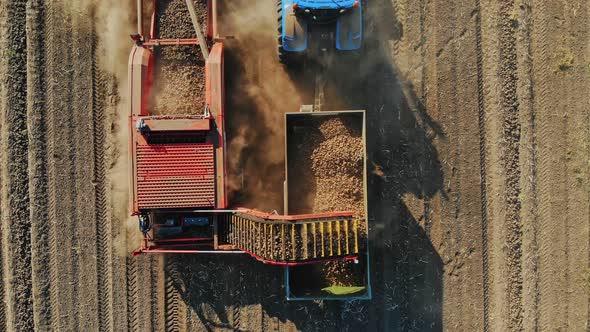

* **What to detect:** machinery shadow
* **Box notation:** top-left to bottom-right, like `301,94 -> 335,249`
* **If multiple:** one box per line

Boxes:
166,0 -> 445,330
320,0 -> 445,328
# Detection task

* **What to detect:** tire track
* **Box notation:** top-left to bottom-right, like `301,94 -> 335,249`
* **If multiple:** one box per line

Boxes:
132,255 -> 161,331
0,240 -> 4,332
473,1 -> 490,331
150,256 -> 166,332
71,3 -> 98,329
165,257 -> 182,332
231,259 -> 245,331
126,256 -> 139,332
25,0 -> 52,329
91,9 -> 113,331
0,233 -> 4,330
232,302 -> 241,331
0,1 -> 34,331
151,258 -> 158,330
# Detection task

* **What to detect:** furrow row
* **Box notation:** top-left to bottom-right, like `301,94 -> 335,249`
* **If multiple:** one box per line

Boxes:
92,12 -> 113,331
473,2 -> 490,331
1,1 -> 34,331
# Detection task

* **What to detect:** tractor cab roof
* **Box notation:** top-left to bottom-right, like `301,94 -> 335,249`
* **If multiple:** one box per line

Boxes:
294,0 -> 358,10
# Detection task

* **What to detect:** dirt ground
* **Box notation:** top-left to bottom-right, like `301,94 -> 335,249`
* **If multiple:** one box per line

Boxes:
0,0 -> 589,331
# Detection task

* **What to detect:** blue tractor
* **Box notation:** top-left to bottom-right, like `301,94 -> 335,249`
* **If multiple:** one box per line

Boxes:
278,0 -> 364,63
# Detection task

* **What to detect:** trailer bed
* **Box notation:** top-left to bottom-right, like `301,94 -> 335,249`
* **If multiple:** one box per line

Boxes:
284,111 -> 370,300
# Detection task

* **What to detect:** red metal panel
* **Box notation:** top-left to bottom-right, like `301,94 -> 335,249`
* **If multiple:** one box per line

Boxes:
206,43 -> 227,208
207,0 -> 213,38
128,46 -> 154,215
136,144 -> 216,209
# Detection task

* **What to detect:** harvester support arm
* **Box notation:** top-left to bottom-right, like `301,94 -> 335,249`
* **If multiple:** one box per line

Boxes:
185,0 -> 210,60
136,0 -> 143,36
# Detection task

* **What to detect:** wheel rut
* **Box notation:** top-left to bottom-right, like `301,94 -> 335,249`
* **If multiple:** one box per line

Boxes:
126,256 -> 139,332
71,3 -> 99,329
165,257 -> 183,332
91,10 -> 113,331
530,0 -> 558,330
514,1 -> 540,330
474,2 -> 490,331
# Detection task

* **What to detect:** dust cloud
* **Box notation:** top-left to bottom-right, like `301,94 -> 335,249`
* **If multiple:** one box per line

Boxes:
99,0 -> 143,254
223,0 -> 304,212
77,0 -> 138,254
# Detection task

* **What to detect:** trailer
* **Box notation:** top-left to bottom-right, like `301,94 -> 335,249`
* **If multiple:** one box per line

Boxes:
284,110 -> 371,300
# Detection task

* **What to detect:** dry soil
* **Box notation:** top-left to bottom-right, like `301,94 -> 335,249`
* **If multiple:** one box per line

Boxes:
0,0 -> 589,331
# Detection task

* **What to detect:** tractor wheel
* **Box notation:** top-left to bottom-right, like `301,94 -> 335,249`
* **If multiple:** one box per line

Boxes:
277,0 -> 290,64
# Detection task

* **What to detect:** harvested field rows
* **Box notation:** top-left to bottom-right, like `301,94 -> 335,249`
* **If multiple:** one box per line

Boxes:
1,2 -> 33,331
0,0 -> 589,331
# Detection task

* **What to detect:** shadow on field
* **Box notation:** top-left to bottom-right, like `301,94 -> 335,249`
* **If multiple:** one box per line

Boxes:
166,0 -> 445,330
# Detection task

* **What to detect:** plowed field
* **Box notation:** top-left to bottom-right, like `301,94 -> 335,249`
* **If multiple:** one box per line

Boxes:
0,0 -> 589,331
